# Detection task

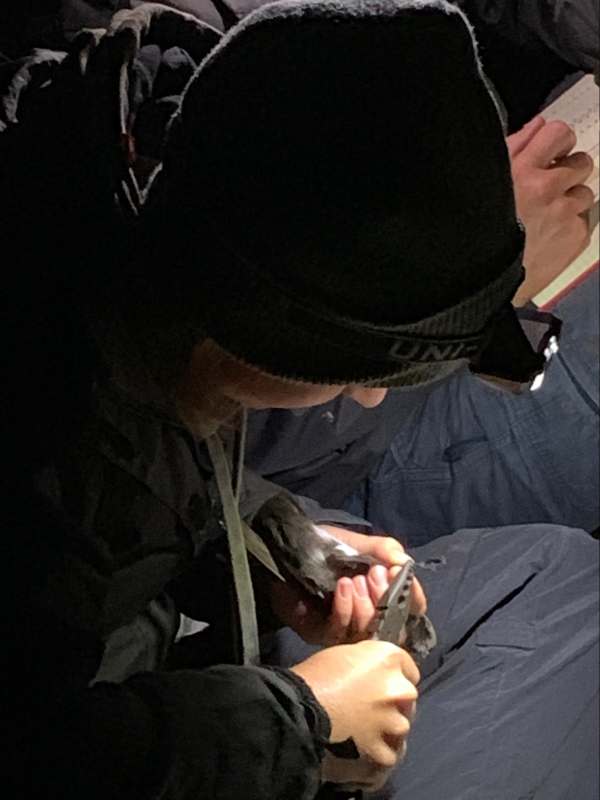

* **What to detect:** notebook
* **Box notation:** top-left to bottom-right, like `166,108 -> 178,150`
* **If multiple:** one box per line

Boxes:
532,74 -> 599,309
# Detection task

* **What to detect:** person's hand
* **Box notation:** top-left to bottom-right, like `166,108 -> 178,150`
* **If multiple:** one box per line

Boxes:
269,526 -> 427,646
508,116 -> 595,305
291,640 -> 420,792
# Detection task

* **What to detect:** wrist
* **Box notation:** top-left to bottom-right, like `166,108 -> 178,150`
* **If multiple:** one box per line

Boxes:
265,666 -> 332,756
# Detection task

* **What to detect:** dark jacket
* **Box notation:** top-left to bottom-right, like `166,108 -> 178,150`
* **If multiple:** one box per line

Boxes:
3,4 -> 334,798
4,2 -> 595,797
245,390 -> 435,508
7,377 -> 330,800
458,0 -> 599,129
463,0 -> 599,73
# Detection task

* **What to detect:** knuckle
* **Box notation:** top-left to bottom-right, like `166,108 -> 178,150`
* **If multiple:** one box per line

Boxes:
370,746 -> 398,770
385,652 -> 406,676
377,640 -> 402,659
360,639 -> 392,661
399,649 -> 421,683
550,197 -> 572,220
576,185 -> 595,206
390,715 -> 411,738
400,679 -> 419,701
384,674 -> 419,705
512,164 -> 535,191
579,227 -> 592,248
527,172 -> 555,203
546,120 -> 576,147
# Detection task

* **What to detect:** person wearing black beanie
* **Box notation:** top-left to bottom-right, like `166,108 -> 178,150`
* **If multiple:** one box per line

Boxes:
149,0 -> 528,394
2,3 -> 597,800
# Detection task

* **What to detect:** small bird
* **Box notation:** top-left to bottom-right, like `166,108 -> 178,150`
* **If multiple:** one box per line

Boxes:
252,493 -> 377,598
252,493 -> 437,660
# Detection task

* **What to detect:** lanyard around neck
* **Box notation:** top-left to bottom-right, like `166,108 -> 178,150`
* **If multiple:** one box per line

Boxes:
206,417 -> 260,666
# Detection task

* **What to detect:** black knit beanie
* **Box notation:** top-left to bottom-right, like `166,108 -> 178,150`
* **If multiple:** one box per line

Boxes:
157,0 -> 525,386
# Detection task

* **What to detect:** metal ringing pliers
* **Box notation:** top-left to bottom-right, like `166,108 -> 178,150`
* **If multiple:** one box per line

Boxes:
370,557 -> 416,644
321,558 -> 437,800
323,560 -> 436,798
370,557 -> 437,658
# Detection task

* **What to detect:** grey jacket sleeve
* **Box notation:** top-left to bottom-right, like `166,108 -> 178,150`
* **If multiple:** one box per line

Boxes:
520,0 -> 598,72
466,0 -> 599,72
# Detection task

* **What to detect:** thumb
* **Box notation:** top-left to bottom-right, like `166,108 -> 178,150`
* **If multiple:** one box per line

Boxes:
507,115 -> 546,160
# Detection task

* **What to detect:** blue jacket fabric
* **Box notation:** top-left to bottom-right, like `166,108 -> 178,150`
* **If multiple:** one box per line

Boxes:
247,270 -> 600,542
462,0 -> 599,73
264,523 -> 600,800
3,3 -> 598,799
344,270 -> 600,545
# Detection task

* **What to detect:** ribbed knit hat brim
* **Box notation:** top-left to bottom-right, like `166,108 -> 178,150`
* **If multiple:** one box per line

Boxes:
158,0 -> 523,386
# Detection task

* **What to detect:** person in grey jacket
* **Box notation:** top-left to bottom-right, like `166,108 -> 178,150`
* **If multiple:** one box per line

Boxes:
456,0 -> 599,129
463,0 -> 599,74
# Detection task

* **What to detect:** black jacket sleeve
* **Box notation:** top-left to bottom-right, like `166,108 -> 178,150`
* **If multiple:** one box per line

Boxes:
13,658 -> 326,800
5,412 -> 328,800
7,500 -> 328,800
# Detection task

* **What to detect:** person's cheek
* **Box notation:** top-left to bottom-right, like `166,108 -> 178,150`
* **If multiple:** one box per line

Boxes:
344,387 -> 388,407
231,376 -> 346,409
